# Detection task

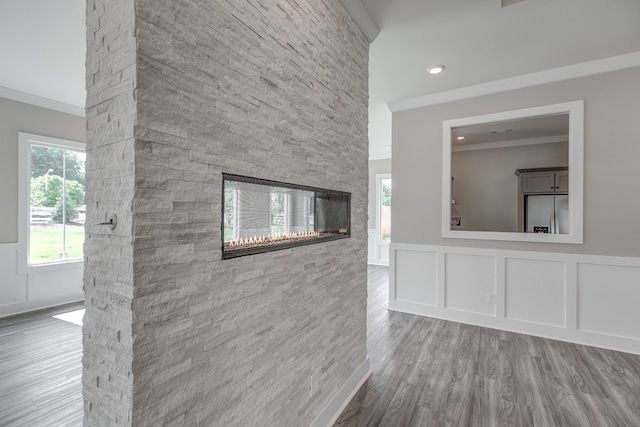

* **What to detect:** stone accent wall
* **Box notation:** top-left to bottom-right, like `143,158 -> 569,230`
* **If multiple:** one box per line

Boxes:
84,0 -> 369,425
83,0 -> 137,425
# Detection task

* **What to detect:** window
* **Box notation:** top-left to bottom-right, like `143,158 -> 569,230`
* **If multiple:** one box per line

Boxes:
19,133 -> 85,267
377,174 -> 392,242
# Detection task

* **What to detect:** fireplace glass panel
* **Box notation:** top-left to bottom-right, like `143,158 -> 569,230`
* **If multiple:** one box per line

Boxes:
222,174 -> 350,258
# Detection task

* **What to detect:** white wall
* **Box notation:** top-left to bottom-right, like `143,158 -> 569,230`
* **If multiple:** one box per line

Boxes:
0,97 -> 85,317
368,158 -> 391,265
391,67 -> 640,354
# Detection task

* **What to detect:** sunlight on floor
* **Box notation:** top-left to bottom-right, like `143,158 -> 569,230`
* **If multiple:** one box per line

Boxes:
53,308 -> 84,326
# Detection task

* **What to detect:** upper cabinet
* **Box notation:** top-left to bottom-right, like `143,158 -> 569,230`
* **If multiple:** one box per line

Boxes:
516,167 -> 568,194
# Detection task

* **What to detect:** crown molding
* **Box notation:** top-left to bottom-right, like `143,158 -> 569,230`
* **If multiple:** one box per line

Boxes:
338,0 -> 379,43
0,86 -> 85,117
388,51 -> 640,113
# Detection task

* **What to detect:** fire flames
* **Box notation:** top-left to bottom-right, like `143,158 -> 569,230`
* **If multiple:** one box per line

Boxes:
226,231 -> 321,249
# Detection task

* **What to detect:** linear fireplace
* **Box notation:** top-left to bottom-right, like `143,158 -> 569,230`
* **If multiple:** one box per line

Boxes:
222,174 -> 350,259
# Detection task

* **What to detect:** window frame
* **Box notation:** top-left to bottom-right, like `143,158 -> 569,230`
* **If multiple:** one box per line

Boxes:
18,132 -> 86,273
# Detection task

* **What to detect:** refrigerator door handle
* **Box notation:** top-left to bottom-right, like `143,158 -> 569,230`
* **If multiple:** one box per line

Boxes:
550,210 -> 557,234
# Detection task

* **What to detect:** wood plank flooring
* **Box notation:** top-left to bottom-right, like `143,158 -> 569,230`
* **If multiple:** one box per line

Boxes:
2,269 -> 640,426
0,302 -> 83,426
335,265 -> 640,427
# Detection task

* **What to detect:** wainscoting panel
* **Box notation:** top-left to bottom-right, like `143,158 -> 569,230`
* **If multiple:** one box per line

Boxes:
505,258 -> 566,327
394,249 -> 437,306
390,243 -> 640,355
367,229 -> 390,266
0,243 -> 83,318
577,263 -> 640,340
0,245 -> 28,305
445,253 -> 497,316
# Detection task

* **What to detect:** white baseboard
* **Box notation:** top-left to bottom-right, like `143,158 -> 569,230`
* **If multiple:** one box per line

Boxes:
390,243 -> 640,355
367,258 -> 389,266
0,293 -> 84,318
309,356 -> 371,427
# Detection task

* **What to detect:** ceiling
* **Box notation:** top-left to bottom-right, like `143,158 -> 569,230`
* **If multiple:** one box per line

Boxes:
0,0 -> 85,107
364,0 -> 640,159
1,0 -> 639,160
451,114 -> 569,148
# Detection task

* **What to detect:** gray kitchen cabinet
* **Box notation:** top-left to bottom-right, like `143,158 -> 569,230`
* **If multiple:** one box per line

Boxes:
517,168 -> 568,194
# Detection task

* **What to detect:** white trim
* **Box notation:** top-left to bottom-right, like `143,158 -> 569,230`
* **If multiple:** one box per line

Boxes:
388,51 -> 640,112
337,0 -> 379,43
0,243 -> 20,252
442,101 -> 583,244
0,86 -> 85,117
452,134 -> 568,152
368,258 -> 389,267
389,243 -> 640,355
309,356 -> 371,427
18,132 -> 86,275
0,294 -> 84,319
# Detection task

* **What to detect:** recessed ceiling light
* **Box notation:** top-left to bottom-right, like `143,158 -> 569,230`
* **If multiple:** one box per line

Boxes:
456,136 -> 465,140
384,145 -> 392,149
427,65 -> 445,75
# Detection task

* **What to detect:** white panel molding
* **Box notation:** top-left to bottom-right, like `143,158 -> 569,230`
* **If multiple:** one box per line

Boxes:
577,263 -> 640,340
388,51 -> 640,112
367,229 -> 378,263
367,229 -> 390,266
0,243 -> 84,319
445,253 -> 497,316
395,250 -> 437,306
505,258 -> 566,327
309,356 -> 371,427
0,243 -> 19,252
0,86 -> 85,117
390,243 -> 640,355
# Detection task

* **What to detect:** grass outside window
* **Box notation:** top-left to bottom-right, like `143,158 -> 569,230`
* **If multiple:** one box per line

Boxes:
30,225 -> 85,262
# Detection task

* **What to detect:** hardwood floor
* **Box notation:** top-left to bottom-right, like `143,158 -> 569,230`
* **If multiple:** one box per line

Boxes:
0,302 -> 83,427
335,265 -> 640,427
2,269 -> 640,426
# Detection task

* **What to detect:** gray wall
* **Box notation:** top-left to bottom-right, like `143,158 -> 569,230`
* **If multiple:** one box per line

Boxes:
368,158 -> 391,229
84,0 -> 369,425
0,97 -> 85,243
393,67 -> 640,257
451,142 -> 568,232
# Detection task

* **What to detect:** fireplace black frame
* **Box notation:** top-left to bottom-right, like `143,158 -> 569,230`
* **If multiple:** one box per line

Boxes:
221,173 -> 351,259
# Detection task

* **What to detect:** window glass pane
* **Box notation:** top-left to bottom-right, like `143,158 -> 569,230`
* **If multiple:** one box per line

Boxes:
62,150 -> 86,259
381,178 -> 392,241
29,145 -> 85,263
224,187 -> 237,242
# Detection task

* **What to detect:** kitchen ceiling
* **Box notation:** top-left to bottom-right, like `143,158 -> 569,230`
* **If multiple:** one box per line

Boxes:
1,0 -> 639,160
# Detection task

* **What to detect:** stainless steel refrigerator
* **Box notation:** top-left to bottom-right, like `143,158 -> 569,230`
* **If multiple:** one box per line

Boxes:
525,194 -> 569,234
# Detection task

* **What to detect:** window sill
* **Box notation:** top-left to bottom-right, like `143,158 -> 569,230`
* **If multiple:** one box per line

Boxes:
21,258 -> 83,274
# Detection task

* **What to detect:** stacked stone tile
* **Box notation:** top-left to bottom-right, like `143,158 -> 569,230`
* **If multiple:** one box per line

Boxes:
84,0 -> 368,425
84,0 -> 137,425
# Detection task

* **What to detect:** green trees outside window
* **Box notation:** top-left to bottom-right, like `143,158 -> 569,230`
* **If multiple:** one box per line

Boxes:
29,144 -> 86,263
